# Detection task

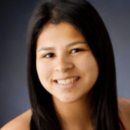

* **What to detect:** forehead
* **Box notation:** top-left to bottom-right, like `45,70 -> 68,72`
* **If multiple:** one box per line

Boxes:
36,22 -> 85,48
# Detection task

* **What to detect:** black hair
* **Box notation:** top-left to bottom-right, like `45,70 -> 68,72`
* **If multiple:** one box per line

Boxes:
27,0 -> 124,130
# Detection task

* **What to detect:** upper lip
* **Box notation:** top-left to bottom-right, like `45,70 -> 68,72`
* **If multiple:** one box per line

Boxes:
53,76 -> 79,81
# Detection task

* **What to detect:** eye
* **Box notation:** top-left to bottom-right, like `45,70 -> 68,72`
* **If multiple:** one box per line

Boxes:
44,53 -> 55,58
71,48 -> 84,53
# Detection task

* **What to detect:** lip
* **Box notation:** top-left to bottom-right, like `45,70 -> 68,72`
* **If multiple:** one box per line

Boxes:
53,77 -> 80,90
53,76 -> 79,81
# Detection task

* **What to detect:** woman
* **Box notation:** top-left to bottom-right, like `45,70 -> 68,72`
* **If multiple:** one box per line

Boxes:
1,0 -> 130,130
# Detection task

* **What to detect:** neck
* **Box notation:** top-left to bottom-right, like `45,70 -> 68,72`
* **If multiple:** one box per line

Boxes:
52,94 -> 93,130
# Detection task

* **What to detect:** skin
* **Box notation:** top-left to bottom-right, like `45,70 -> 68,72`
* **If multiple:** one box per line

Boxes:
1,22 -> 130,130
36,22 -> 99,129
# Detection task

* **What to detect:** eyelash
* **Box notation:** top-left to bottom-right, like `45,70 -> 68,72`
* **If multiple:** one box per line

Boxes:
43,48 -> 84,58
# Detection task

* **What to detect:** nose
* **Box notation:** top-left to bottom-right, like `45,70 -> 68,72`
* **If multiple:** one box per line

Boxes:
54,55 -> 74,72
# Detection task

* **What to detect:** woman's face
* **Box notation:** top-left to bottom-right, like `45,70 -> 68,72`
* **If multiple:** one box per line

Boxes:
36,22 -> 99,103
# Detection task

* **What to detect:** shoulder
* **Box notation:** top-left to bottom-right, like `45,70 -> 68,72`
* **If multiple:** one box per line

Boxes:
118,96 -> 130,130
1,109 -> 32,130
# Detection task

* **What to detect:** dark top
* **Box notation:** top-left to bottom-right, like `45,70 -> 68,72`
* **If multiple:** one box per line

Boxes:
30,115 -> 126,130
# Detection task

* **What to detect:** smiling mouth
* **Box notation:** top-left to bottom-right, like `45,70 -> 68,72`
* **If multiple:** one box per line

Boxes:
54,76 -> 80,85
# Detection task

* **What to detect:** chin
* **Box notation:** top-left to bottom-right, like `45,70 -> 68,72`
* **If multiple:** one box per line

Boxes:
56,94 -> 82,104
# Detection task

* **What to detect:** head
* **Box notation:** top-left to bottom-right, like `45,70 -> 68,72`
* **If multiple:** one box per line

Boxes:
27,0 -> 124,130
36,21 -> 99,104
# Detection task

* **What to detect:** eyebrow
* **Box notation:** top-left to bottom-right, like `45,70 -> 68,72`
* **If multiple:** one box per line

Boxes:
37,41 -> 87,52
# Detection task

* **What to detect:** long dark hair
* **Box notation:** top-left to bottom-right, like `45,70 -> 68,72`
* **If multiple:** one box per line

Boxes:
27,0 -> 124,130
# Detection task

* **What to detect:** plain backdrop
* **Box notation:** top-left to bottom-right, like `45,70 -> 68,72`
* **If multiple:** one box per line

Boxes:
0,0 -> 130,128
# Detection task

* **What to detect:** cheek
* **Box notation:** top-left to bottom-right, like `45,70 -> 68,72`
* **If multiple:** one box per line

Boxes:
36,61 -> 53,85
75,54 -> 99,78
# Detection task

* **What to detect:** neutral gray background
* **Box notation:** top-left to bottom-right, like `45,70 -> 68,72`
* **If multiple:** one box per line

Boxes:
0,0 -> 130,128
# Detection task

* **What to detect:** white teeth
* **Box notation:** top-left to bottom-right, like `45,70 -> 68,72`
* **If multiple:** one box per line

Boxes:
56,77 -> 79,84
